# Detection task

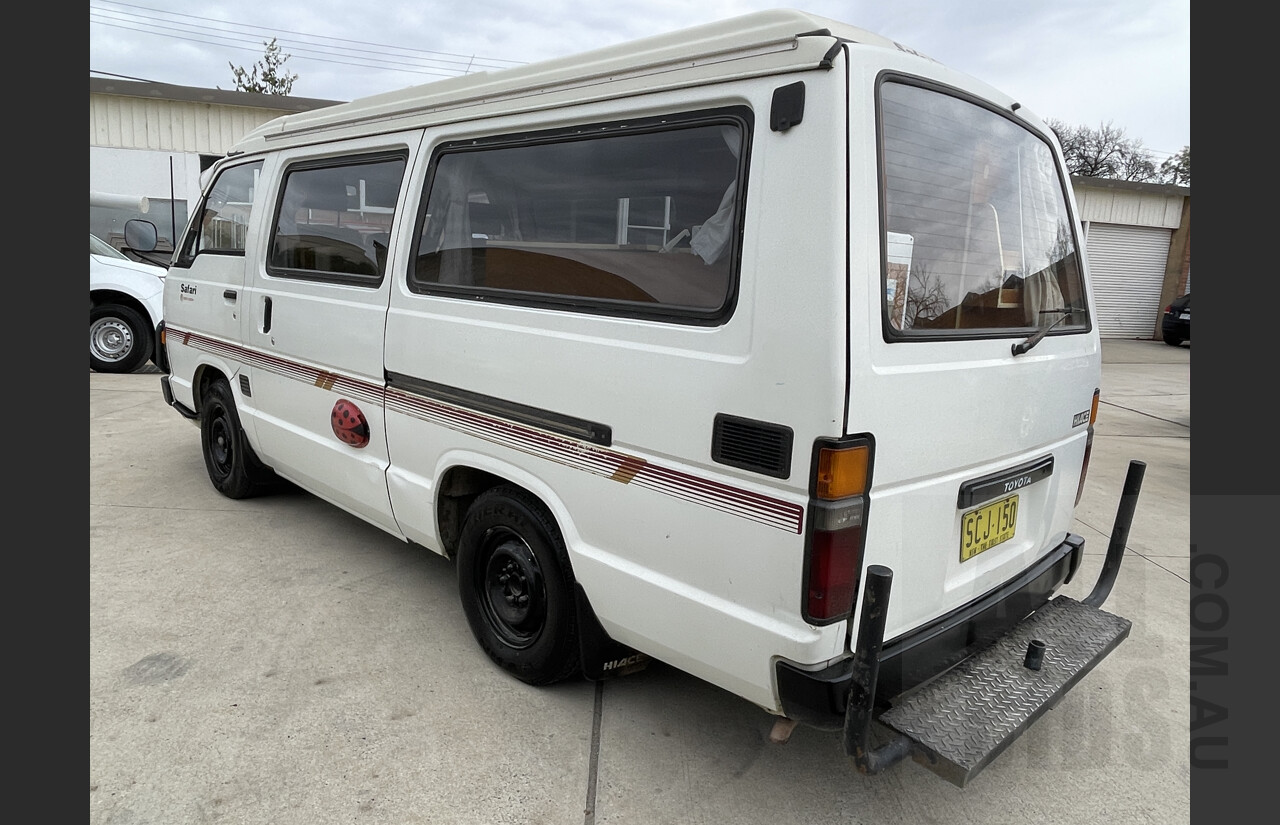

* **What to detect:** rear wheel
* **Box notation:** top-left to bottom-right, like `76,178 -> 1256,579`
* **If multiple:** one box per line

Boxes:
200,378 -> 277,499
456,485 -> 581,685
90,304 -> 151,373
1162,332 -> 1183,346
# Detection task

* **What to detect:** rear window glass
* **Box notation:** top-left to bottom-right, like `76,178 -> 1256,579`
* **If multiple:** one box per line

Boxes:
880,80 -> 1088,337
409,112 -> 748,322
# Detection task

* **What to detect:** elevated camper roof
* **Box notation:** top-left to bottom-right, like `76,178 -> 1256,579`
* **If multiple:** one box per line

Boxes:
230,9 -> 934,154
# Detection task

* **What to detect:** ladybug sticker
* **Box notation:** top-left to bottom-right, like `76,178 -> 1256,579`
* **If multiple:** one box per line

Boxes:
330,399 -> 370,448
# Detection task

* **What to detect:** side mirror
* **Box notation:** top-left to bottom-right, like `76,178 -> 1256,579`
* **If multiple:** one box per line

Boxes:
124,219 -> 158,253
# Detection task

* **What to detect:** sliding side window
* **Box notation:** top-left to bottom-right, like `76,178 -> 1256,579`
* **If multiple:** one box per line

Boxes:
410,110 -> 750,323
268,153 -> 407,286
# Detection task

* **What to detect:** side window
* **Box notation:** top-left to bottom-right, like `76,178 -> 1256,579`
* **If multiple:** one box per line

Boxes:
410,110 -> 749,323
178,161 -> 262,263
267,154 -> 408,285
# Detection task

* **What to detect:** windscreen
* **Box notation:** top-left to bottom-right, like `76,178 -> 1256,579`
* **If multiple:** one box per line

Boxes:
880,80 -> 1088,336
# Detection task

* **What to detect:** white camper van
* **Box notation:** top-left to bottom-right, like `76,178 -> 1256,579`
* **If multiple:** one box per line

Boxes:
154,10 -> 1145,786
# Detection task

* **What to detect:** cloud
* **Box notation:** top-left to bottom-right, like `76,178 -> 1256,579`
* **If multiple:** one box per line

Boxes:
89,0 -> 1189,154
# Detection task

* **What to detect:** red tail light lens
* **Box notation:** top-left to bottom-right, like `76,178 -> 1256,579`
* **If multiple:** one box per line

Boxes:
1075,388 -> 1100,506
804,436 -> 872,625
805,523 -> 862,622
1076,437 -> 1094,506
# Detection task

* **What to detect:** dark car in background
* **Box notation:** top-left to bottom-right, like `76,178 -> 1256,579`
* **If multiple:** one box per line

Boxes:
1162,292 -> 1190,346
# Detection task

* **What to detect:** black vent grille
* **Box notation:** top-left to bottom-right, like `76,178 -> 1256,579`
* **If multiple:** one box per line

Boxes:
239,375 -> 252,397
711,414 -> 793,479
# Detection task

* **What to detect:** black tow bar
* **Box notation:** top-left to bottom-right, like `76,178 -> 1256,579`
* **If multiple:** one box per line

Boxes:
844,565 -> 912,774
1083,459 -> 1146,608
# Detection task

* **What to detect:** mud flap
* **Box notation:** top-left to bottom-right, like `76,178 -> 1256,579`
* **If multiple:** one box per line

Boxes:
574,584 -> 651,680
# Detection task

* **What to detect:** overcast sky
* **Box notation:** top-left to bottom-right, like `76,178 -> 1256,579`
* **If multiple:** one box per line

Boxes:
90,0 -> 1190,162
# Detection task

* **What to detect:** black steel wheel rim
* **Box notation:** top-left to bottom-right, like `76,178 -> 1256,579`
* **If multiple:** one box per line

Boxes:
208,406 -> 234,479
477,530 -> 546,649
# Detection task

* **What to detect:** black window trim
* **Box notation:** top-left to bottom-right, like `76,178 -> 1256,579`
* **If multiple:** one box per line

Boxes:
174,158 -> 264,269
406,106 -> 755,326
264,149 -> 410,289
873,71 -> 1093,344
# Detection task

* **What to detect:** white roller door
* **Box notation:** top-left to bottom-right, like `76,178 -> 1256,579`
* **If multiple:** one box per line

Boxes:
1085,223 -> 1171,339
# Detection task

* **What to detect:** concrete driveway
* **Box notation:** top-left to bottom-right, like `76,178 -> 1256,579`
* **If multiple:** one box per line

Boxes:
90,338 -> 1190,824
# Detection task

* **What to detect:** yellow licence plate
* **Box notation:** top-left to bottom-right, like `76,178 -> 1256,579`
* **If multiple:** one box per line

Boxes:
960,494 -> 1019,562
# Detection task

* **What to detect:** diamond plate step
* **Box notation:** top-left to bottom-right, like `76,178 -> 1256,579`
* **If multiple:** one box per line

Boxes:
878,596 -> 1131,787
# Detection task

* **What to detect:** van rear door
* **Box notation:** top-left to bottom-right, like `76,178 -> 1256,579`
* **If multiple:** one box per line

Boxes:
849,78 -> 1099,641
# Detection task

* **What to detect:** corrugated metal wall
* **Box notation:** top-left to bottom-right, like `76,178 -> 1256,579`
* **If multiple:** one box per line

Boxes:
1073,185 -> 1183,230
90,94 -> 284,156
1086,223 -> 1171,339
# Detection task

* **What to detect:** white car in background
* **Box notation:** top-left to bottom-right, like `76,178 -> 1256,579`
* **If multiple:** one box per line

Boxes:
90,225 -> 167,373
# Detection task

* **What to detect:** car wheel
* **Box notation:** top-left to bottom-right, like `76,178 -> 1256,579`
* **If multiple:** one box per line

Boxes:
90,304 -> 151,374
456,485 -> 581,686
1162,332 -> 1182,347
200,378 -> 277,499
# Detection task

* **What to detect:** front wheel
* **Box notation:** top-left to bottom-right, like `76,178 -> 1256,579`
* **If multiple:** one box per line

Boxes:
200,378 -> 277,499
456,485 -> 581,685
90,304 -> 151,373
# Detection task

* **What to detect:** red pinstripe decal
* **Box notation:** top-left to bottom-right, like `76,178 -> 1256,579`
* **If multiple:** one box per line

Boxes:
169,326 -> 804,533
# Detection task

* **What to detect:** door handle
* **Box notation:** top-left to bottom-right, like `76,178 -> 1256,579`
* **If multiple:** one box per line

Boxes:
263,296 -> 273,334
223,289 -> 237,302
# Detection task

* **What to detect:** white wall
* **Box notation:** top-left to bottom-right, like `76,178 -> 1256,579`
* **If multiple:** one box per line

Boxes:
90,146 -> 205,206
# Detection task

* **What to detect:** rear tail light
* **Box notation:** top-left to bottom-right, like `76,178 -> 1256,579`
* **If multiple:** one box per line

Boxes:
803,437 -> 873,624
1075,388 -> 1100,506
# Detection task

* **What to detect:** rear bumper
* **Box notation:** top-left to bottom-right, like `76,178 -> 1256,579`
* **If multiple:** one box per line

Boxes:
776,534 -> 1084,731
776,459 -> 1146,786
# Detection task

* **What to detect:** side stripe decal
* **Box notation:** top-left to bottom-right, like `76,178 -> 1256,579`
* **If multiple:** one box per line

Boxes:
172,327 -> 804,534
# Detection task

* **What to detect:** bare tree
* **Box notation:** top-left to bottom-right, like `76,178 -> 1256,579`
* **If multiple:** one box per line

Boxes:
1159,146 -> 1191,186
227,38 -> 298,95
904,264 -> 949,327
1048,119 -> 1148,181
1117,150 -> 1158,183
1046,119 -> 1189,186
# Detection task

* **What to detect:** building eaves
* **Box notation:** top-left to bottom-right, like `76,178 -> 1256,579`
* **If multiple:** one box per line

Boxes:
89,76 -> 342,114
1071,175 -> 1189,197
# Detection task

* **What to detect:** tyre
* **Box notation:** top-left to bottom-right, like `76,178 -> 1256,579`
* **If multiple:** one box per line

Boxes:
90,304 -> 152,374
456,485 -> 581,685
1162,332 -> 1182,347
200,378 -> 277,499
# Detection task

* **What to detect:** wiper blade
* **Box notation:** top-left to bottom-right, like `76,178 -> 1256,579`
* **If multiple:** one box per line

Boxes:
1011,307 -> 1080,356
